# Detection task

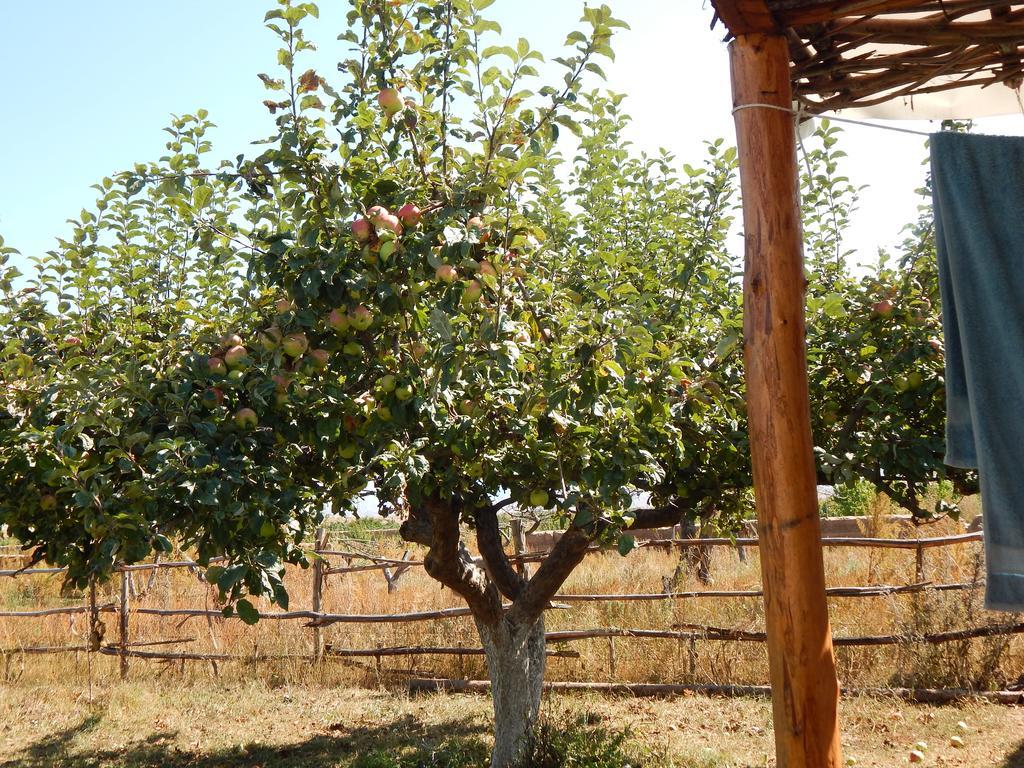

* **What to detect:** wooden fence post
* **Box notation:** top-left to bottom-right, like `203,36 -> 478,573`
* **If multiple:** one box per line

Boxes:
511,518 -> 528,578
915,542 -> 926,583
312,525 -> 326,663
87,578 -> 98,702
119,569 -> 130,680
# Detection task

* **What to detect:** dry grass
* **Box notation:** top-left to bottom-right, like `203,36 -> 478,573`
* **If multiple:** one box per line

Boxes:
1,497 -> 1021,694
0,678 -> 1022,767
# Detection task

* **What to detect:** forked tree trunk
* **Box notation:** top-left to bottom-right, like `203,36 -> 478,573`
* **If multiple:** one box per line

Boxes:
476,614 -> 546,768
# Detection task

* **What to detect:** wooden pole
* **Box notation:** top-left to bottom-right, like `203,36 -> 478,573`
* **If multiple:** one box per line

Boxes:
729,32 -> 844,768
510,518 -> 528,578
119,570 -> 130,680
311,525 -> 326,664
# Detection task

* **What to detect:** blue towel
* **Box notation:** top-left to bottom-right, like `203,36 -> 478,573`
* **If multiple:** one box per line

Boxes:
932,131 -> 1024,612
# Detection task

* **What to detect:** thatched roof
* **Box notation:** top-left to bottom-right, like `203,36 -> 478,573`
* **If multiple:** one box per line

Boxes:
711,0 -> 1024,113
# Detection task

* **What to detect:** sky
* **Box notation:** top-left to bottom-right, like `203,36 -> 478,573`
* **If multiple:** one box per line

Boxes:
3,1 -> 1024,274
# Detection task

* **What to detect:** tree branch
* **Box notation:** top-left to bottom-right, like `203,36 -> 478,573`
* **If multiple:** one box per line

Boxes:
507,500 -> 694,625
419,495 -> 502,625
398,505 -> 432,546
475,506 -> 524,601
506,526 -> 591,626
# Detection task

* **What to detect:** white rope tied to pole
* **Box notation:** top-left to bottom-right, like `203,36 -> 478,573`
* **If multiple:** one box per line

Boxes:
732,102 -> 933,137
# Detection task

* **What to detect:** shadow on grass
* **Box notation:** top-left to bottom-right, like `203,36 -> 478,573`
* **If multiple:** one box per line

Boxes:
1004,741 -> 1024,768
0,712 -> 490,768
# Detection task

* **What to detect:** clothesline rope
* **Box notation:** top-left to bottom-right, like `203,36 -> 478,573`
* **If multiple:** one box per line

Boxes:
731,102 -> 933,137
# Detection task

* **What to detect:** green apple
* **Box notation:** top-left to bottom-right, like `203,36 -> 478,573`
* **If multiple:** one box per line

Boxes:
39,494 -> 57,511
338,443 -> 357,460
462,280 -> 483,303
282,332 -> 309,358
529,489 -> 550,508
234,408 -> 258,430
395,385 -> 413,402
379,374 -> 396,393
258,327 -> 282,351
349,305 -> 374,331
343,341 -> 362,356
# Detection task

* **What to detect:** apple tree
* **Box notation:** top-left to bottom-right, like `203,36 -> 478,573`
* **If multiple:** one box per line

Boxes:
0,112 -> 331,606
224,1 -> 755,763
800,122 -> 976,519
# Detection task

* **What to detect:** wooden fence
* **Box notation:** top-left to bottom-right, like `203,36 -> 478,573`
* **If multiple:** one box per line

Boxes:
1,526 -> 1021,702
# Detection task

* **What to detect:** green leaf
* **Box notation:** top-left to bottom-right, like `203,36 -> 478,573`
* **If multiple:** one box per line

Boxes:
600,360 -> 625,380
616,534 -> 635,557
236,599 -> 260,625
192,185 -> 213,210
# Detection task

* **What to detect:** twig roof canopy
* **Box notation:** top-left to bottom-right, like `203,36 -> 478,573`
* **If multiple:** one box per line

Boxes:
711,0 -> 1024,113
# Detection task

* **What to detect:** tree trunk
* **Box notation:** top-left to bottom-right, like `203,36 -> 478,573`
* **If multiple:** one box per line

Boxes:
476,614 -> 546,768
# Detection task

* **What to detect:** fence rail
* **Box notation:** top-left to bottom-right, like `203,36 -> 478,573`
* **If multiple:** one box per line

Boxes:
1,526 -> 1016,702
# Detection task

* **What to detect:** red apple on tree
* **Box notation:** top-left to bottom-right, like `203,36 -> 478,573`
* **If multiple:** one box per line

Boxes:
367,205 -> 390,225
435,264 -> 457,283
202,386 -> 225,409
351,217 -> 372,242
467,216 -> 490,243
872,299 -> 894,317
208,356 -> 227,376
275,298 -> 295,315
376,213 -> 403,237
478,260 -> 498,277
397,202 -> 421,227
377,88 -> 403,116
221,333 -> 244,349
328,309 -> 350,334
308,349 -> 330,370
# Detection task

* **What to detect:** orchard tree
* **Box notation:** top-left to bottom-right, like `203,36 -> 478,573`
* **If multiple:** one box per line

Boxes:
0,113 -> 328,603
239,3 -> 721,762
0,2 -> 970,766
801,121 -> 976,519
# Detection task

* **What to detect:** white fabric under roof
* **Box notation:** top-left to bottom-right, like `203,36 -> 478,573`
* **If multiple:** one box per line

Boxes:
840,79 -> 1024,120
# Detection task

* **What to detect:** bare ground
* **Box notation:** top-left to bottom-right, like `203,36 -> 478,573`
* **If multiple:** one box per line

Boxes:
0,680 -> 1022,767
